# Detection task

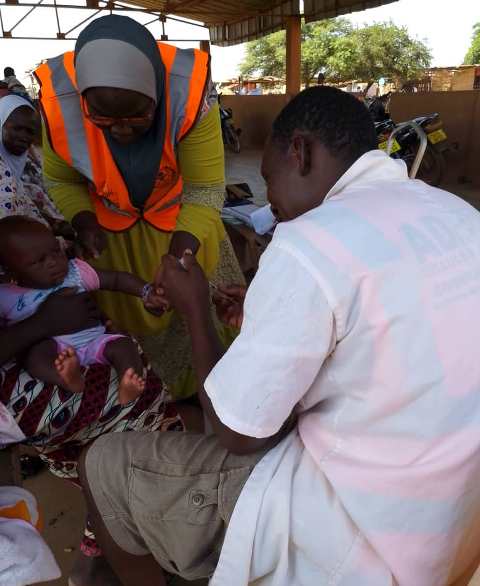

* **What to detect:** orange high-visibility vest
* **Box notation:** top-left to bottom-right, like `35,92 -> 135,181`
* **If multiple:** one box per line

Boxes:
35,44 -> 209,232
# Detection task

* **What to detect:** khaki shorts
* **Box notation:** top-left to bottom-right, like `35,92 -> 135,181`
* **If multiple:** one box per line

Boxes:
85,431 -> 264,581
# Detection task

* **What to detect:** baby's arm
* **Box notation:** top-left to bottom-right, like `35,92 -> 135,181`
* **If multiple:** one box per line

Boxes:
96,270 -> 146,298
96,269 -> 167,313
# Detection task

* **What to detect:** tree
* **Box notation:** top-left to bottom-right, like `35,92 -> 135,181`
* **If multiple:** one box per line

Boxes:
300,19 -> 352,86
328,22 -> 432,90
239,30 -> 285,81
240,19 -> 352,87
240,19 -> 431,90
464,23 -> 480,64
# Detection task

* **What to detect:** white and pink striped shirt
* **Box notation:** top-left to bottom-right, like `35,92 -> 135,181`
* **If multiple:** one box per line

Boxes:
207,150 -> 480,585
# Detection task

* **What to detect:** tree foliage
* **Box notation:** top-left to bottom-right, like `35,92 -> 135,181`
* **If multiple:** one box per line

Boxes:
464,23 -> 480,65
329,22 -> 431,88
239,30 -> 286,80
240,19 -> 351,86
300,19 -> 352,86
240,19 -> 432,88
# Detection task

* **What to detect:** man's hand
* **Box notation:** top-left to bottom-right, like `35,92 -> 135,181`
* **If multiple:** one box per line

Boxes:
72,211 -> 107,260
157,250 -> 210,318
213,285 -> 247,329
36,288 -> 102,337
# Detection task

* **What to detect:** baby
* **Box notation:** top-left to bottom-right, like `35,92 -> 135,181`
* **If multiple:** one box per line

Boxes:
0,216 -> 163,404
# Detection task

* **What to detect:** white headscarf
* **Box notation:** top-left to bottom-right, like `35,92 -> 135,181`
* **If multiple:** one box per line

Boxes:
0,94 -> 35,180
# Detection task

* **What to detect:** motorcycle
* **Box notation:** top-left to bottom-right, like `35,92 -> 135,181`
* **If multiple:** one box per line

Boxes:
219,94 -> 241,154
377,113 -> 449,186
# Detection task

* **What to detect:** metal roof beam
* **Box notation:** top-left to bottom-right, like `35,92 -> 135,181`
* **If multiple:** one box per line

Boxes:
7,0 -> 43,33
0,0 -> 208,39
63,5 -> 103,36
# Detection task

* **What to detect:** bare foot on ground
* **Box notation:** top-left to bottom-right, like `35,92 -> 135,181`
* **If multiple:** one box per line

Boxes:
118,368 -> 145,405
54,347 -> 85,393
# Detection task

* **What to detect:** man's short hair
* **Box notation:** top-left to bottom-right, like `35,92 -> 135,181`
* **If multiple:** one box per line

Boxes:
4,67 -> 15,77
272,86 -> 378,165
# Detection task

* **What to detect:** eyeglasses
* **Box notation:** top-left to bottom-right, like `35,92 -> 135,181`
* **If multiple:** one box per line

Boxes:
81,96 -> 155,129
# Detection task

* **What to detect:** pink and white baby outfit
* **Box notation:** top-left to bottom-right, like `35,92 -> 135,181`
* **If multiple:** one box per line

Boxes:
0,258 -> 122,365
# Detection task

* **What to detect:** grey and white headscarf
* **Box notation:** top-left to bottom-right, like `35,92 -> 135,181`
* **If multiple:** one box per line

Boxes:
75,15 -> 166,209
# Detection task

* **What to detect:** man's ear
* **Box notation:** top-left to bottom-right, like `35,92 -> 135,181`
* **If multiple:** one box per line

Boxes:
290,132 -> 312,177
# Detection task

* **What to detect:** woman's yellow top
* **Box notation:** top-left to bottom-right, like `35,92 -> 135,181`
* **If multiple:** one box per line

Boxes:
43,104 -> 226,336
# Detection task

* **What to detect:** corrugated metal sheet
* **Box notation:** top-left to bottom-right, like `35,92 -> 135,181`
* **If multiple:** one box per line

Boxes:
207,1 -> 300,46
164,0 -> 292,25
303,0 -> 398,22
127,0 -> 399,46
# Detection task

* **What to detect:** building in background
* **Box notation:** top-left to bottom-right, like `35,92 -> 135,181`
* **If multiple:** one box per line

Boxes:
217,76 -> 285,95
416,65 -> 480,92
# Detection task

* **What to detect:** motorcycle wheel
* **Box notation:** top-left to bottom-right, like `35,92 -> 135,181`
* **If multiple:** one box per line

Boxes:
403,145 -> 445,187
224,122 -> 241,154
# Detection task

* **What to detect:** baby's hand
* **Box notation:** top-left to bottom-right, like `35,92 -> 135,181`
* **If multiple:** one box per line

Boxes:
142,284 -> 170,317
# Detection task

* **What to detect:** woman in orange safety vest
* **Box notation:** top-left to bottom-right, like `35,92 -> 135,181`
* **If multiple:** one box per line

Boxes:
35,14 -> 243,399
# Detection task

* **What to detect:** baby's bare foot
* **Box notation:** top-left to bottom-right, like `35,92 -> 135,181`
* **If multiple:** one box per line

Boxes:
118,368 -> 145,405
54,347 -> 85,394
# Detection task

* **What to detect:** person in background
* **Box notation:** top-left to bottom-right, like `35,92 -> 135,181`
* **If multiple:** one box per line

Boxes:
0,97 -> 184,586
248,83 -> 262,95
3,67 -> 27,96
36,14 -> 244,399
0,94 -> 66,231
80,86 -> 480,586
317,71 -> 325,85
0,282 -> 184,586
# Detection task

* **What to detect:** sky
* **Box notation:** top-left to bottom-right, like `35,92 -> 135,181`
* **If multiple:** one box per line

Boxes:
0,0 -> 478,86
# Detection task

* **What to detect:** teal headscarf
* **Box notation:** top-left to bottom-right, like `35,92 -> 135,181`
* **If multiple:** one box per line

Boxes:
75,15 -> 166,209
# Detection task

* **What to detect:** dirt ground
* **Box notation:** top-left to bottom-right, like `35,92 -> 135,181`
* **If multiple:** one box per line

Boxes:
25,469 -> 207,586
24,469 -> 85,586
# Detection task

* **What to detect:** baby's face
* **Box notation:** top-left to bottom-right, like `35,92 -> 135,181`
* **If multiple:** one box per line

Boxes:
7,228 -> 69,289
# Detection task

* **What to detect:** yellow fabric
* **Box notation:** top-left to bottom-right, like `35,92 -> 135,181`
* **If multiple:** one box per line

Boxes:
42,126 -> 93,223
43,104 -> 226,336
178,103 -> 225,186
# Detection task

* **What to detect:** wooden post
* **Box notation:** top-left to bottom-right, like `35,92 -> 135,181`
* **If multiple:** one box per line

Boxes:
200,40 -> 211,54
285,15 -> 301,96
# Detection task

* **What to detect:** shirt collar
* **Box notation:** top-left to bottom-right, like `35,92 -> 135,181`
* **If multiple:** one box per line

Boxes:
324,150 -> 409,204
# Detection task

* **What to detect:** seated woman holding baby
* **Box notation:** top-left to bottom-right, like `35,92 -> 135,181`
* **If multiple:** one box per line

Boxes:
0,14 -> 242,585
0,94 -> 185,584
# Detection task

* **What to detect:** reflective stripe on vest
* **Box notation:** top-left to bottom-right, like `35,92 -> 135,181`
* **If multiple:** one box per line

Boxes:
169,48 -> 195,145
47,54 -> 93,181
35,44 -> 209,232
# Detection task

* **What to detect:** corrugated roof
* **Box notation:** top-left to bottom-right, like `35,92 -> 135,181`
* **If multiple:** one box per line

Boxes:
303,0 -> 398,23
207,0 -> 300,46
128,0 -> 400,45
